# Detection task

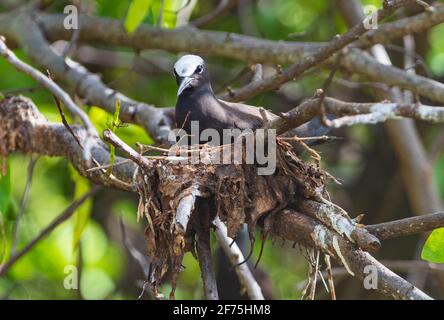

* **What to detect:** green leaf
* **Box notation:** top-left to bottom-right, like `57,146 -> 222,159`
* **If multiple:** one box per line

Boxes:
124,0 -> 152,34
107,99 -> 121,176
111,99 -> 121,132
70,165 -> 92,252
0,158 -> 11,217
421,228 -> 444,263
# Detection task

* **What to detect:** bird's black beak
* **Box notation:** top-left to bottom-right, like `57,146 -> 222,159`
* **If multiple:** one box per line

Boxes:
177,76 -> 194,96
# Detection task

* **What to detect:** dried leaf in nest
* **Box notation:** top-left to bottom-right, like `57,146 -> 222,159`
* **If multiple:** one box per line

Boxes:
276,139 -> 327,199
246,175 -> 277,225
215,165 -> 246,238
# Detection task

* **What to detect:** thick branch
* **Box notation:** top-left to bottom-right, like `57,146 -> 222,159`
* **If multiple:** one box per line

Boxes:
175,185 -> 200,232
0,96 -> 134,190
298,199 -> 381,252
266,97 -> 444,136
366,212 -> 444,240
342,48 -> 444,106
34,5 -> 444,66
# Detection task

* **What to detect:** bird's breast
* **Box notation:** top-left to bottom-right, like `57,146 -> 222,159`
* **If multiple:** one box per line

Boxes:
176,98 -> 231,134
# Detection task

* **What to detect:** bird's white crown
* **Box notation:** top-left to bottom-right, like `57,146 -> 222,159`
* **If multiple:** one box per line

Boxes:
174,55 -> 204,77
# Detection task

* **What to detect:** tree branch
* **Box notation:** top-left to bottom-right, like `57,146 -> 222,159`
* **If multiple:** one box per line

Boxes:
34,5 -> 444,66
298,199 -> 381,252
296,259 -> 444,291
23,4 -> 444,104
341,48 -> 444,106
214,217 -> 265,300
0,96 -> 134,190
272,209 -> 432,300
0,36 -> 96,135
266,96 -> 444,136
196,213 -> 219,300
218,0 -> 412,101
366,212 -> 444,240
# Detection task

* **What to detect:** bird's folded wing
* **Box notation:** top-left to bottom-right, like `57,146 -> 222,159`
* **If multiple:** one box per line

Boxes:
218,99 -> 278,130
219,99 -> 331,139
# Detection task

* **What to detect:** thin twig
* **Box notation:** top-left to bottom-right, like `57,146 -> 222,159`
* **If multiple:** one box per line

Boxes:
274,209 -> 432,300
103,129 -> 152,172
0,186 -> 101,277
296,259 -> 444,291
119,216 -> 150,278
191,0 -> 239,27
11,156 -> 38,256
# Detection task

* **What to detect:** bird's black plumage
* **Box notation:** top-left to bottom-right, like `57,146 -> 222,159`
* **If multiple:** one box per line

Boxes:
174,55 -> 330,141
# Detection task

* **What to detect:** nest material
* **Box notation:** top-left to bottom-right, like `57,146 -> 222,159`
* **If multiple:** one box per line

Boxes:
135,139 -> 330,297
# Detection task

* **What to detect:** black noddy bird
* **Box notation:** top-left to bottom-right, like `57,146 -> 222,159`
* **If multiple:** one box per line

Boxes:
174,54 -> 330,142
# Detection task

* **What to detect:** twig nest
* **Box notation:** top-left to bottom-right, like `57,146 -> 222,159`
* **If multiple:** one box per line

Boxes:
135,139 -> 330,296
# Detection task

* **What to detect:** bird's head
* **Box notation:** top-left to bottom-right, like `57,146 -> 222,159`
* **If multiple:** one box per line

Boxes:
173,55 -> 209,96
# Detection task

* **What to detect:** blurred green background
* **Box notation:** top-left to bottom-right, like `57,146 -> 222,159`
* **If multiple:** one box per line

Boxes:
0,0 -> 444,300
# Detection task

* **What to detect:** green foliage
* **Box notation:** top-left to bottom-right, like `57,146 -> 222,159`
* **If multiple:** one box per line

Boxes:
3,155 -> 126,299
428,24 -> 444,76
89,106 -> 153,146
70,166 -> 92,252
0,158 -> 11,217
0,159 -> 11,264
124,0 -> 153,33
123,0 -> 191,32
422,228 -> 444,263
81,268 -> 116,299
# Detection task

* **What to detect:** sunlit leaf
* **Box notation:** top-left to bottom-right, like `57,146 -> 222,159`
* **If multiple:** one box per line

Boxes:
124,0 -> 152,34
422,228 -> 444,263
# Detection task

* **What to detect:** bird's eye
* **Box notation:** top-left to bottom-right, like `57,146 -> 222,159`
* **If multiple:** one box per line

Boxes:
195,65 -> 203,74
